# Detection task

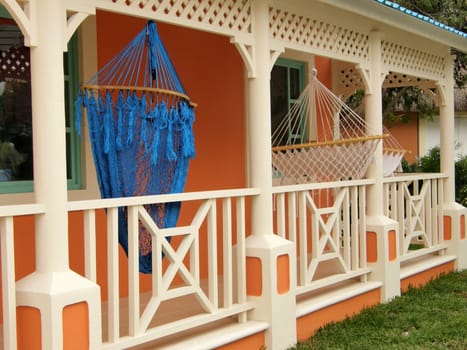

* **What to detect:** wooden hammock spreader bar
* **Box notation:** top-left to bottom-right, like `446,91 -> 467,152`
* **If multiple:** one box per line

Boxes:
81,84 -> 198,108
384,147 -> 407,154
272,134 -> 390,152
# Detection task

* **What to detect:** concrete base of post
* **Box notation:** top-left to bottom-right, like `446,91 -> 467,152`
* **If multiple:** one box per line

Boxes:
245,234 -> 296,350
366,215 -> 400,302
16,270 -> 101,350
443,202 -> 467,270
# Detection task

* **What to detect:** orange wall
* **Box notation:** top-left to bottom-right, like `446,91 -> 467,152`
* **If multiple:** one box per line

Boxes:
0,216 -> 36,318
385,113 -> 419,163
400,261 -> 454,292
216,331 -> 265,350
315,56 -> 333,141
297,289 -> 381,341
96,11 -> 247,191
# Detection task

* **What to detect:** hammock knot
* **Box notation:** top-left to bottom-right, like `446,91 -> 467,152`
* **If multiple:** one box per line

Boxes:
103,91 -> 113,154
166,106 -> 178,161
116,90 -> 125,151
180,101 -> 195,158
126,91 -> 138,146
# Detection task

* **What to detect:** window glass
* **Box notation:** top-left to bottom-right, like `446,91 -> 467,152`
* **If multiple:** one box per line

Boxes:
289,67 -> 301,100
270,58 -> 305,146
271,65 -> 288,146
0,14 -> 81,192
0,22 -> 32,182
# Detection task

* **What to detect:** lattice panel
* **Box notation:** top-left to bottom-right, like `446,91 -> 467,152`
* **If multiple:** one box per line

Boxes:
107,0 -> 252,34
382,41 -> 446,80
335,66 -> 437,96
383,72 -> 435,89
335,65 -> 364,98
269,8 -> 369,61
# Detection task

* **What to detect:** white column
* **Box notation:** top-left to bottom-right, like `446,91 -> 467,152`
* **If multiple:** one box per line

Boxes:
246,0 -> 274,237
15,1 -> 101,349
439,55 -> 456,204
365,31 -> 384,217
243,1 -> 296,349
30,0 -> 69,272
363,31 -> 400,301
439,54 -> 467,270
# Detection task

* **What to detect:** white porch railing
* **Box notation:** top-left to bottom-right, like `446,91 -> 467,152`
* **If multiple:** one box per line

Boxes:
272,180 -> 374,296
67,188 -> 259,349
383,173 -> 447,263
0,204 -> 46,350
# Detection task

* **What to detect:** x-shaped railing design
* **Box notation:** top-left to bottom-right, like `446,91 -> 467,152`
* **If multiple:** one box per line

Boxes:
301,188 -> 350,283
127,199 -> 217,334
401,181 -> 431,254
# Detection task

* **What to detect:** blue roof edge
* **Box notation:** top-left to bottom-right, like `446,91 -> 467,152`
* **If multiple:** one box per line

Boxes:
375,0 -> 467,38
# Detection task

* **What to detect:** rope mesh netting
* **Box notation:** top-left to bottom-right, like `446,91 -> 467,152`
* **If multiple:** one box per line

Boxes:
75,21 -> 195,273
382,127 -> 406,177
272,72 -> 403,184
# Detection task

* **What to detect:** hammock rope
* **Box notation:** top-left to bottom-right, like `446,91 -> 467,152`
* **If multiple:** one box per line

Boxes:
75,21 -> 195,273
272,71 -> 397,184
382,125 -> 406,176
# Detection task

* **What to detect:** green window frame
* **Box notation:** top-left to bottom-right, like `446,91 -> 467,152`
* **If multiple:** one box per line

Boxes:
0,24 -> 81,194
270,57 -> 306,146
65,36 -> 82,190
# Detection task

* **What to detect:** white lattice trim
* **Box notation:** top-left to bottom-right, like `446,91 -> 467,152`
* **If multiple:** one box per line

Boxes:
335,63 -> 438,98
382,41 -> 446,81
334,63 -> 365,99
94,0 -> 252,38
269,6 -> 369,64
383,71 -> 436,89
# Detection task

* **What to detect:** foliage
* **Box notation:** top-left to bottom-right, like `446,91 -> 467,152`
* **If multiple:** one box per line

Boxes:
455,154 -> 467,206
345,86 -> 438,125
402,146 -> 467,206
382,86 -> 438,126
290,270 -> 467,350
0,141 -> 25,173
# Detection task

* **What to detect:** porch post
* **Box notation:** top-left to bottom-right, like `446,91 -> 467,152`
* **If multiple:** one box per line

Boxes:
364,31 -> 400,301
439,54 -> 467,269
439,55 -> 457,204
14,1 -> 101,349
242,0 -> 296,349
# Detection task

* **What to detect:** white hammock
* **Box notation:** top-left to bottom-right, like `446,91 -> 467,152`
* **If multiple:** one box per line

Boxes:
272,72 -> 403,184
383,128 -> 406,177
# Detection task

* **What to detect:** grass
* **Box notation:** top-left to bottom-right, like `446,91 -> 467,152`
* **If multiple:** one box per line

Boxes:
290,270 -> 467,350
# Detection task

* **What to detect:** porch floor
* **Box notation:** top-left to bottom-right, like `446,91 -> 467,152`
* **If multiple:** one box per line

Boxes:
100,278 -> 265,350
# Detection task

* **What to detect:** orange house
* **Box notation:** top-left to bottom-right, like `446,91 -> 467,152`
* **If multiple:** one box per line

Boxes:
0,1 -> 466,349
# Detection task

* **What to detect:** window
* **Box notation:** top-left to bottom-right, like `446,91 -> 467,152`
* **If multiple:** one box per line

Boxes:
270,58 -> 305,146
0,15 -> 81,193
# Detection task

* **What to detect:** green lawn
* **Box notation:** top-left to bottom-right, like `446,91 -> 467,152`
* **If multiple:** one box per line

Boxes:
290,270 -> 467,350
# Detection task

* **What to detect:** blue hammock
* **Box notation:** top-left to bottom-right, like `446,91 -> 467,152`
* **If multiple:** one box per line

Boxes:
75,21 -> 195,273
